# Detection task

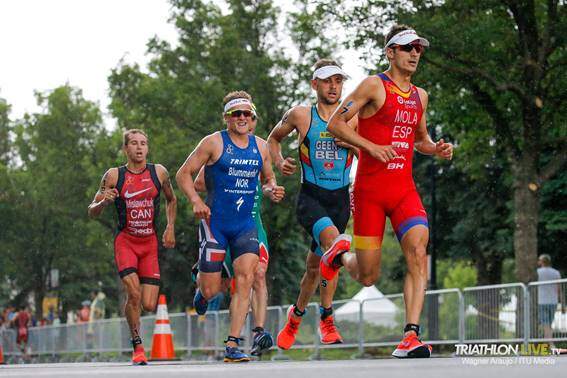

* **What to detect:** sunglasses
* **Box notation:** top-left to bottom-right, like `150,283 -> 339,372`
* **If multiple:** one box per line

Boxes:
226,109 -> 256,119
394,43 -> 425,54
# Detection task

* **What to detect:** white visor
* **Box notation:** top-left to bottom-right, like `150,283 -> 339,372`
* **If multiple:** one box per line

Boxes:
385,29 -> 430,49
224,98 -> 254,113
312,65 -> 349,80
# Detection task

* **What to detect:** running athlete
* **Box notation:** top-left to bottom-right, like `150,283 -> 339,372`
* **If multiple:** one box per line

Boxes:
267,59 -> 357,350
176,91 -> 284,362
321,25 -> 453,358
192,116 -> 274,357
88,129 -> 177,365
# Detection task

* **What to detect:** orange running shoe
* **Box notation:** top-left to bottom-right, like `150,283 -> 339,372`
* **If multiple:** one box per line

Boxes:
320,234 -> 352,281
132,345 -> 148,365
319,316 -> 343,344
391,333 -> 432,358
276,305 -> 302,350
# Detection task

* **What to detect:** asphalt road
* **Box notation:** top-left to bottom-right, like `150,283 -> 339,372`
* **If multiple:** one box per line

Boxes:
0,357 -> 565,378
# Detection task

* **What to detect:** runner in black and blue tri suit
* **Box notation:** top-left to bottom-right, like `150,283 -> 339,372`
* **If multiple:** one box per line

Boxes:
267,59 -> 358,350
177,91 -> 284,363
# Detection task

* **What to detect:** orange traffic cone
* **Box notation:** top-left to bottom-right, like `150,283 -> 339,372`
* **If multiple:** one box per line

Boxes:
150,294 -> 177,361
0,344 -> 5,364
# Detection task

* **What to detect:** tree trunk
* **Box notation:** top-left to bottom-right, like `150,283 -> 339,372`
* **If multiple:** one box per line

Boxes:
512,155 -> 539,283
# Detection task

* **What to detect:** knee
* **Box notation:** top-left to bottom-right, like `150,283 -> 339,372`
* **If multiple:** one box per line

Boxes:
201,286 -> 219,299
408,244 -> 427,265
127,290 -> 142,307
142,299 -> 156,312
305,265 -> 320,281
359,273 -> 379,287
253,270 -> 267,290
236,271 -> 255,287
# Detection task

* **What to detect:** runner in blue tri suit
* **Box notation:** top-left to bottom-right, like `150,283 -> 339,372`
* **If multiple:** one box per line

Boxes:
176,91 -> 284,363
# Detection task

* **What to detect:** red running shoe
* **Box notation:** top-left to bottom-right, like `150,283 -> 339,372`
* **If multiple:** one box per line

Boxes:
319,316 -> 343,344
320,234 -> 352,281
131,345 -> 148,365
391,333 -> 432,358
276,305 -> 302,350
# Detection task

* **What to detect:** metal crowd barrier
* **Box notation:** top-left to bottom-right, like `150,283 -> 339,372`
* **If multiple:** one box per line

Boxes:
1,279 -> 566,359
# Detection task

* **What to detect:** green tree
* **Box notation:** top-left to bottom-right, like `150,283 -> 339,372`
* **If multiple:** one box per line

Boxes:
4,86 -> 115,319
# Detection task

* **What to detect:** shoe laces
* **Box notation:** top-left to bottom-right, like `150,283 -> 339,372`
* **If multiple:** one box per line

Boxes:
321,317 -> 337,333
286,319 -> 300,333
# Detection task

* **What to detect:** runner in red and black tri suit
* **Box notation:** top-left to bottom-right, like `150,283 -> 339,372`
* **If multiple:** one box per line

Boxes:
321,25 -> 453,358
88,129 -> 177,365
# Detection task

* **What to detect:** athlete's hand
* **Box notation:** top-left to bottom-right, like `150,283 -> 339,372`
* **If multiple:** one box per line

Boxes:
101,188 -> 119,206
277,157 -> 297,176
368,144 -> 398,163
162,224 -> 175,249
435,139 -> 453,160
192,198 -> 211,220
264,185 -> 285,203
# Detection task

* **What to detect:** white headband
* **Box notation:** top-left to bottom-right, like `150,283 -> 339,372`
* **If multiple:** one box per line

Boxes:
384,29 -> 430,49
224,98 -> 255,113
312,65 -> 349,80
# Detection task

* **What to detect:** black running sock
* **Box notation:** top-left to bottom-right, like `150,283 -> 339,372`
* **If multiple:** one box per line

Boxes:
293,304 -> 306,317
131,335 -> 143,351
320,306 -> 333,320
404,323 -> 420,337
252,326 -> 264,335
224,335 -> 243,346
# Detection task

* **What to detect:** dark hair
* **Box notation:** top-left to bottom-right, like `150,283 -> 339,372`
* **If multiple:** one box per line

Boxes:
123,129 -> 148,146
223,91 -> 252,106
384,24 -> 413,47
313,59 -> 341,71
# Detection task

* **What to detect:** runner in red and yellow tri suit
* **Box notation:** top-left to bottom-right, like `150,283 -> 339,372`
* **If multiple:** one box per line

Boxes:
320,25 -> 453,359
88,129 -> 177,365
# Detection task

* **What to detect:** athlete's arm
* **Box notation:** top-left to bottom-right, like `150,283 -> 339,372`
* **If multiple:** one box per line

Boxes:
194,166 -> 206,192
334,115 -> 360,158
328,77 -> 398,162
414,88 -> 453,160
88,168 -> 119,219
257,137 -> 285,203
176,135 -> 217,220
267,108 -> 299,176
157,164 -> 177,249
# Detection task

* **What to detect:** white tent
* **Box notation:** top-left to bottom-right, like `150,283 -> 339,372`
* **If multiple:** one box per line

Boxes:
335,286 -> 399,327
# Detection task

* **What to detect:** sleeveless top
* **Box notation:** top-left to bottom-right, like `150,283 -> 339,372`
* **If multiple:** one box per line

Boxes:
299,105 -> 353,190
205,130 -> 263,220
115,163 -> 161,237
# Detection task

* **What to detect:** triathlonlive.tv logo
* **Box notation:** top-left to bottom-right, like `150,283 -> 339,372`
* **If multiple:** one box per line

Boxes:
455,343 -> 563,356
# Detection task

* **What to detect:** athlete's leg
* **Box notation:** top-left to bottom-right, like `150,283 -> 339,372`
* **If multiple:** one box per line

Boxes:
251,261 -> 268,329
198,271 -> 223,299
295,250 -> 323,314
400,225 -> 429,326
140,284 -> 159,312
121,273 -> 143,340
390,191 -> 431,358
318,225 -> 341,308
228,253 -> 259,346
338,187 -> 385,285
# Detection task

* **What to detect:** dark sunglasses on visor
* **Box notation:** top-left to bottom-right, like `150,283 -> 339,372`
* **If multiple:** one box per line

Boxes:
226,109 -> 255,119
394,43 -> 425,54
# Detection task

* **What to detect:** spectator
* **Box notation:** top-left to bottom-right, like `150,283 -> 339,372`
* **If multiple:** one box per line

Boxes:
77,301 -> 91,323
14,305 -> 31,356
537,254 -> 564,343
